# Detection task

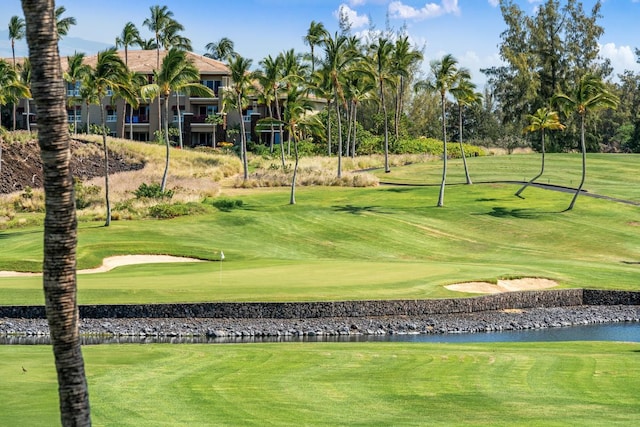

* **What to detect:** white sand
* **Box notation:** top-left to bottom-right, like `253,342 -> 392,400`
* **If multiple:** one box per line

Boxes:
445,278 -> 558,294
0,255 -> 204,277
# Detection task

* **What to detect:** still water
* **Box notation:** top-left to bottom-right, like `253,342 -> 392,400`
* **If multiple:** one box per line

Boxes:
2,322 -> 639,345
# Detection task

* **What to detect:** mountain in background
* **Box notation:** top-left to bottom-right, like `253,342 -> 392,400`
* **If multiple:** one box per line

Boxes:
0,29 -> 111,59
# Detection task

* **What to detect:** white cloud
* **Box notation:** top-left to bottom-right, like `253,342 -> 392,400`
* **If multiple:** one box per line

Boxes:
334,4 -> 370,29
349,0 -> 367,6
488,0 -> 499,6
599,42 -> 640,74
389,0 -> 460,20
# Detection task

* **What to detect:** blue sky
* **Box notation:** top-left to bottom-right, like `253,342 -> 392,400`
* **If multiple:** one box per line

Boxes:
2,0 -> 639,86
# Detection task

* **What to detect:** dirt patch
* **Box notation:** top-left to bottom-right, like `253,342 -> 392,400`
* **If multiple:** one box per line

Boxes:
445,278 -> 558,294
0,138 -> 144,194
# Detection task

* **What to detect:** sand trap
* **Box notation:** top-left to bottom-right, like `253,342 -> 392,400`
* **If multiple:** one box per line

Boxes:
445,278 -> 558,294
0,255 -> 204,277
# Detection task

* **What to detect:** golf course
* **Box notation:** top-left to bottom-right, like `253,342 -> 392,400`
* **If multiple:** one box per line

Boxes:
1,142 -> 639,425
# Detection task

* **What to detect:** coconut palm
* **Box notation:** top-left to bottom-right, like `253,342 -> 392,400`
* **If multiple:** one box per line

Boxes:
304,21 -> 328,75
515,107 -> 565,197
225,54 -> 255,181
63,52 -> 90,134
17,58 -> 32,133
449,69 -> 477,185
257,54 -> 282,157
115,22 -> 141,66
391,35 -> 423,141
369,36 -> 395,173
138,37 -> 158,50
21,1 -> 90,424
553,74 -> 619,211
141,48 -> 214,190
87,47 -> 131,226
79,76 -> 99,134
0,59 -> 29,176
283,86 -> 313,205
415,54 -> 460,207
160,19 -> 191,51
54,6 -> 76,39
114,70 -> 146,140
143,5 -> 174,68
278,49 -> 308,155
8,15 -> 25,130
204,37 -> 235,61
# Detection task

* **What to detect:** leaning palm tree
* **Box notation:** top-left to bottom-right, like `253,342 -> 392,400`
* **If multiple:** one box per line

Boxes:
553,74 -> 619,211
21,0 -> 91,424
225,54 -> 255,181
204,37 -> 235,61
515,107 -> 565,198
449,70 -> 477,185
63,52 -> 90,134
87,47 -> 131,226
141,48 -> 214,190
415,54 -> 460,207
8,15 -> 25,130
54,5 -> 76,39
115,22 -> 141,66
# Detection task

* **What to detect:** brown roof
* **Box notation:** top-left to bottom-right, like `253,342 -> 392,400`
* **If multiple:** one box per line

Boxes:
7,49 -> 230,75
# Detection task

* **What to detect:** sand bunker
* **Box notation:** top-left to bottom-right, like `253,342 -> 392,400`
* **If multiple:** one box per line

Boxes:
0,255 -> 204,277
445,278 -> 558,294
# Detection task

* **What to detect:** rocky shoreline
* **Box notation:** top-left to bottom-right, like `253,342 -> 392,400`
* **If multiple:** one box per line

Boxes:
1,305 -> 639,344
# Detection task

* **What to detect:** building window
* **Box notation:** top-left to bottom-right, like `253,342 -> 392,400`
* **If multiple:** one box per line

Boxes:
106,108 -> 117,123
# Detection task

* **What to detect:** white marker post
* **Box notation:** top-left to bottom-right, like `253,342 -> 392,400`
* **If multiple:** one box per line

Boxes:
219,251 -> 225,286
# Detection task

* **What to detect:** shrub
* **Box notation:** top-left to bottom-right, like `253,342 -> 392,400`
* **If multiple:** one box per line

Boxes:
208,197 -> 244,212
74,179 -> 101,209
134,183 -> 174,200
148,203 -> 202,219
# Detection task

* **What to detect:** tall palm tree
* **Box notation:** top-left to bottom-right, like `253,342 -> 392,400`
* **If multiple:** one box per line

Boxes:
310,66 -> 334,156
515,107 -> 565,198
21,1 -> 90,424
115,70 -> 146,140
225,54 -> 254,181
278,49 -> 308,156
54,6 -> 76,39
115,22 -> 141,66
257,54 -> 282,157
553,74 -> 619,211
0,59 -> 29,175
79,76 -> 100,134
63,52 -> 90,134
8,15 -> 25,130
370,36 -> 394,173
204,37 -> 235,61
415,54 -> 460,207
284,86 -> 313,205
391,35 -> 422,141
138,37 -> 158,50
160,20 -> 191,51
449,69 -> 477,185
141,48 -> 214,190
87,48 -> 130,226
304,21 -> 328,75
17,58 -> 32,133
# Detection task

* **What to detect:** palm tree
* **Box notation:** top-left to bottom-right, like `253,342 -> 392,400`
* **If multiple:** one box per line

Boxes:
369,36 -> 394,173
284,87 -> 313,205
8,15 -> 25,130
87,47 -> 130,226
17,58 -> 32,133
225,54 -> 254,181
21,1 -> 90,424
205,113 -> 223,147
415,54 -> 460,207
0,59 -> 29,176
257,54 -> 282,157
115,22 -> 141,66
449,70 -> 477,185
515,107 -> 565,197
553,74 -> 619,211
391,35 -> 422,141
54,6 -> 76,39
141,48 -> 214,190
63,52 -> 90,134
138,37 -> 158,50
304,21 -> 328,75
114,70 -> 146,140
278,49 -> 308,156
160,20 -> 191,51
79,76 -> 99,134
204,37 -> 235,61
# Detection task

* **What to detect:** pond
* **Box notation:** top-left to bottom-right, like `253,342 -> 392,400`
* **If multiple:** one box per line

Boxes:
2,322 -> 639,345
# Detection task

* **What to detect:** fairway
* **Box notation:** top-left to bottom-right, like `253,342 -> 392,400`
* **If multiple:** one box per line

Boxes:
1,342 -> 639,426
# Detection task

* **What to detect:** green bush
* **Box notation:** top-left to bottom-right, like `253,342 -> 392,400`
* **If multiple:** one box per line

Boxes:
148,203 -> 202,219
134,183 -> 174,200
74,179 -> 101,209
206,197 -> 244,212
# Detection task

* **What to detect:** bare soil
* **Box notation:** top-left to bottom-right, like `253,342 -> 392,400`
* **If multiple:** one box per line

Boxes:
0,138 -> 144,194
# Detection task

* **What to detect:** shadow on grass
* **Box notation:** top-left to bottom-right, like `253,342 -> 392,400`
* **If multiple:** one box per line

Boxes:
482,206 -> 562,218
0,229 -> 42,239
332,205 -> 385,215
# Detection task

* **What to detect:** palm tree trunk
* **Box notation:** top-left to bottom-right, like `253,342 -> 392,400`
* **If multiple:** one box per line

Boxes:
437,93 -> 447,207
326,100 -> 332,156
129,107 -> 134,140
351,101 -> 358,158
101,103 -> 111,226
567,116 -> 586,211
238,94 -> 249,181
275,91 -> 285,168
22,0 -> 91,424
335,93 -> 343,179
515,130 -> 545,197
290,132 -> 299,205
161,95 -> 170,191
458,104 -> 471,185
26,99 -> 31,134
381,81 -> 390,174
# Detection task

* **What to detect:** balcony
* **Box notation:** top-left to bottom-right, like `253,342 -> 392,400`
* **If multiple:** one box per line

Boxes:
125,115 -> 149,124
106,114 -> 117,123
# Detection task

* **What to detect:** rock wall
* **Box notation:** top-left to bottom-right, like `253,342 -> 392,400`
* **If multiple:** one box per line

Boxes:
2,289 -> 639,320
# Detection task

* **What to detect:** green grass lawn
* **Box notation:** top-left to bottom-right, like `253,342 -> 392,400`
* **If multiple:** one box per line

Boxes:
0,154 -> 639,304
1,342 -> 639,426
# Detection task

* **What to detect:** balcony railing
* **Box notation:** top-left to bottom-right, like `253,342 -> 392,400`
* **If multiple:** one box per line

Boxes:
125,115 -> 149,124
106,114 -> 117,123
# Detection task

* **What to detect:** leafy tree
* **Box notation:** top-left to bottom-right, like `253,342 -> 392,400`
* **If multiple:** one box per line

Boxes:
141,48 -> 214,190
21,0 -> 90,424
415,54 -> 460,207
8,15 -> 25,130
515,107 -> 565,197
204,37 -> 235,61
450,71 -> 480,185
553,74 -> 619,210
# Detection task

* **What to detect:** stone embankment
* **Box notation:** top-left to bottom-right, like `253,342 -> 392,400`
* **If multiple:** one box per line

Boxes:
1,290 -> 639,341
